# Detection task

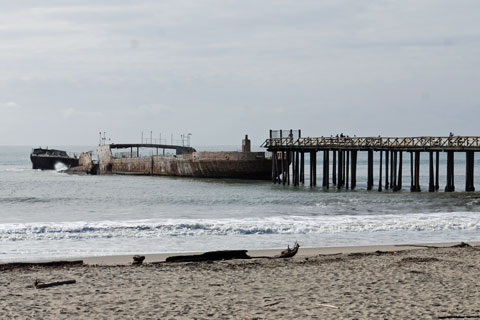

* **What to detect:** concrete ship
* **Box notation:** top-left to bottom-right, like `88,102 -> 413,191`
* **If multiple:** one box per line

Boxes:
76,136 -> 272,180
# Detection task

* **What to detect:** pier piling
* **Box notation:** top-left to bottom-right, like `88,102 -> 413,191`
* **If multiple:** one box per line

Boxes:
429,151 -> 435,192
351,150 -> 357,190
397,152 -> 403,191
414,151 -> 421,192
466,151 -> 475,192
378,151 -> 383,192
346,151 -> 350,190
435,151 -> 440,191
367,150 -> 374,190
385,151 -> 389,190
300,152 -> 305,185
332,150 -> 336,186
445,151 -> 455,192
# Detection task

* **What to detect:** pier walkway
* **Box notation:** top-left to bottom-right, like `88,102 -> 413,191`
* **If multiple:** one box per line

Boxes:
262,130 -> 480,192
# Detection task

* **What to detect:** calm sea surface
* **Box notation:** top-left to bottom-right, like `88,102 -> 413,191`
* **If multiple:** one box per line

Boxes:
1,146 -> 479,262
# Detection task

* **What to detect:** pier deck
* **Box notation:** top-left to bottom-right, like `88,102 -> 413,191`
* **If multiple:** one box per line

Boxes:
263,130 -> 480,192
263,136 -> 480,151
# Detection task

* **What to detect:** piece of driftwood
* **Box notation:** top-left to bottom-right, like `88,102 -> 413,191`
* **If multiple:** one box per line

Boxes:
318,303 -> 339,309
166,250 -> 251,263
132,255 -> 145,265
395,242 -> 472,249
0,260 -> 83,271
34,279 -> 76,289
275,241 -> 300,258
438,316 -> 480,319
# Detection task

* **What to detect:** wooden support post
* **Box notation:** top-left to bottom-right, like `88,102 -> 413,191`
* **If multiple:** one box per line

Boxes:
291,151 -> 295,186
332,150 -> 337,186
429,151 -> 434,192
378,150 -> 383,192
346,151 -> 350,190
295,151 -> 300,186
392,151 -> 397,191
300,152 -> 305,185
342,151 -> 346,187
287,151 -> 291,186
337,149 -> 343,189
414,151 -> 421,192
367,150 -> 374,190
282,152 -> 286,186
322,151 -> 327,187
397,151 -> 403,191
309,151 -> 313,187
272,151 -> 277,183
351,150 -> 357,190
325,150 -> 330,189
445,151 -> 455,192
410,152 -> 414,192
385,150 -> 389,190
312,151 -> 317,186
466,151 -> 475,192
435,151 -> 440,191
391,151 -> 395,191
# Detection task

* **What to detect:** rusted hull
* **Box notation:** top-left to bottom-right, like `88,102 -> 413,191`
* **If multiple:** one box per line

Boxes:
97,146 -> 272,180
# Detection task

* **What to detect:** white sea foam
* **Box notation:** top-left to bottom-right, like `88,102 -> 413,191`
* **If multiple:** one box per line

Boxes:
54,162 -> 68,171
1,212 -> 478,242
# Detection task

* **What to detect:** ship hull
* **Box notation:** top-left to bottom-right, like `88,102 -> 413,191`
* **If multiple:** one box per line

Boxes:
96,146 -> 272,180
31,155 -> 79,170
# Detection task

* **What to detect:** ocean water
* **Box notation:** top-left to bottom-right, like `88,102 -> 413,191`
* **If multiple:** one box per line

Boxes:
0,146 -> 479,262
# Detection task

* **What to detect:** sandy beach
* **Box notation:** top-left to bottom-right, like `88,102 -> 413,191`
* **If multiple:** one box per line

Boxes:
1,242 -> 479,319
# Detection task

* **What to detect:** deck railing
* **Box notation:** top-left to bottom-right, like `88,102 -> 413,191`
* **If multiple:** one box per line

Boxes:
262,136 -> 480,150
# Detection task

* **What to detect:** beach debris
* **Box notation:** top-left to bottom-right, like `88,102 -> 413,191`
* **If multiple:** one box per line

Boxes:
396,242 -> 472,249
166,250 -> 251,263
34,279 -> 76,289
0,260 -> 83,271
451,242 -> 471,248
275,241 -> 300,259
165,243 -> 301,263
317,303 -> 339,309
438,316 -> 480,319
132,255 -> 145,265
265,301 -> 281,307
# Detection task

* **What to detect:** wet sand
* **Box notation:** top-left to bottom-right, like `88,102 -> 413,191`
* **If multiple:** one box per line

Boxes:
1,243 -> 479,319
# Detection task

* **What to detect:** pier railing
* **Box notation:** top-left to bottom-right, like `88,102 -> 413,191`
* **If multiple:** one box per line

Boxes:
262,136 -> 480,151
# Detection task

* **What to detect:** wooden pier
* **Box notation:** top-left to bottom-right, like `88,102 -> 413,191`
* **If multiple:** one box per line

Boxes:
263,130 -> 480,192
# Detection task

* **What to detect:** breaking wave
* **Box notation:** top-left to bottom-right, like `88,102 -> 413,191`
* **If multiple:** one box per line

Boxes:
54,162 -> 68,171
1,213 -> 478,242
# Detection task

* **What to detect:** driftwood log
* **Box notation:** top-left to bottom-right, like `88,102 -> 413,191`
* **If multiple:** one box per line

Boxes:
34,279 -> 76,289
0,260 -> 83,271
165,243 -> 301,263
276,241 -> 300,258
166,250 -> 251,263
132,255 -> 145,265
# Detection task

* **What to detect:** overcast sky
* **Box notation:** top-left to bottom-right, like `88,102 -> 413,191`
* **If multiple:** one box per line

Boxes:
1,1 -> 479,147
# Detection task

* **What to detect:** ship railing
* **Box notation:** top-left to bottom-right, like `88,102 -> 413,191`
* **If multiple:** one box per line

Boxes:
114,151 -> 139,158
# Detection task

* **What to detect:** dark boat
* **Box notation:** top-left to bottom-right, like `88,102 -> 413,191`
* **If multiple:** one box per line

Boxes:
30,148 -> 79,170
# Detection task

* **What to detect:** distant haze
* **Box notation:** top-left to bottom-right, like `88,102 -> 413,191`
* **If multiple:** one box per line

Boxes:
1,1 -> 479,147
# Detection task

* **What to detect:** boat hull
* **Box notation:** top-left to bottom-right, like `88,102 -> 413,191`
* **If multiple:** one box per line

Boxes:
30,155 -> 79,170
